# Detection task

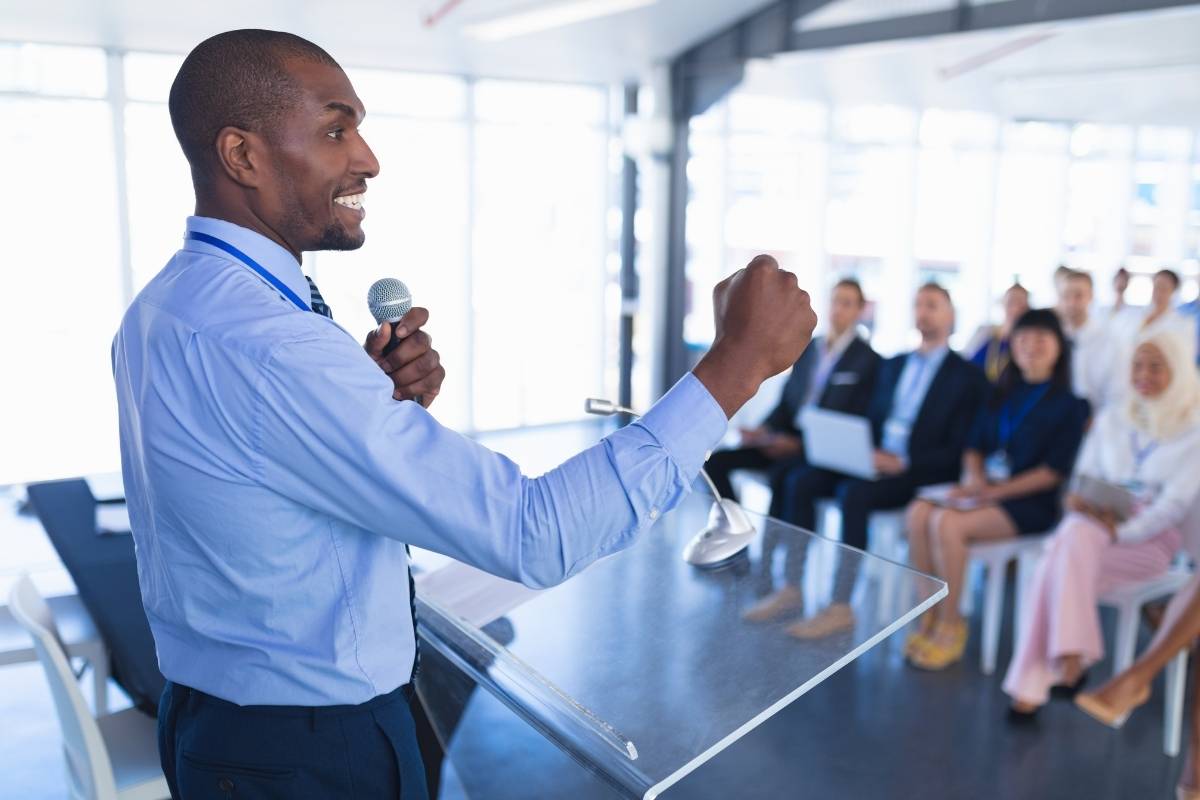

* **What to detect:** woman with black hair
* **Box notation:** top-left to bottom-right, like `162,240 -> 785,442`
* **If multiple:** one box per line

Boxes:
904,309 -> 1087,670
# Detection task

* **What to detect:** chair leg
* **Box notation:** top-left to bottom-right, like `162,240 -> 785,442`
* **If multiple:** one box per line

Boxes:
92,649 -> 110,716
960,561 -> 978,618
874,520 -> 899,622
1165,649 -> 1188,758
1113,605 -> 1139,676
1015,550 -> 1040,641
982,559 -> 1005,676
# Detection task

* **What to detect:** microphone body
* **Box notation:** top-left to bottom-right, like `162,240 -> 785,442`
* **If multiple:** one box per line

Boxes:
367,278 -> 413,357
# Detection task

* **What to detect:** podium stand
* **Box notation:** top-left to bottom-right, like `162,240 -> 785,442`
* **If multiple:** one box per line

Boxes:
412,497 -> 946,799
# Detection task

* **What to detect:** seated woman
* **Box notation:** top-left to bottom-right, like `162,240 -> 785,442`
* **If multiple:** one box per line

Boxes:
1003,326 -> 1200,716
905,309 -> 1085,670
1075,574 -> 1200,800
968,283 -> 1030,383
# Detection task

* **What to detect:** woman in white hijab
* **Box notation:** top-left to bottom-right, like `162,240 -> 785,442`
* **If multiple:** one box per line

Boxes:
1003,326 -> 1200,719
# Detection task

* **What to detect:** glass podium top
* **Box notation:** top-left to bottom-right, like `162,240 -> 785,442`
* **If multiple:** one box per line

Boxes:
413,498 -> 945,800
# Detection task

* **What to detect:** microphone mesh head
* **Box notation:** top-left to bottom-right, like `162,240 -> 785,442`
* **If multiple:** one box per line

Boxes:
367,278 -> 412,324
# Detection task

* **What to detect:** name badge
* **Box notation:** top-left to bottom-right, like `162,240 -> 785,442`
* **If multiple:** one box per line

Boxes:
829,372 -> 859,386
985,452 -> 1011,482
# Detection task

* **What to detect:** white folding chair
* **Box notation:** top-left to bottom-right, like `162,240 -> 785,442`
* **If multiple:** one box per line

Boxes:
9,574 -> 169,800
1098,567 -> 1193,757
967,534 -> 1052,675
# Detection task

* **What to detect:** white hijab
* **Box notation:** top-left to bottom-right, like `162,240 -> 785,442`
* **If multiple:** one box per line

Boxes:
1123,327 -> 1200,441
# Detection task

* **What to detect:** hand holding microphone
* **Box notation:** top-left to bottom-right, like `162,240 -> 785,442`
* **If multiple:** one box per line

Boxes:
363,278 -> 445,408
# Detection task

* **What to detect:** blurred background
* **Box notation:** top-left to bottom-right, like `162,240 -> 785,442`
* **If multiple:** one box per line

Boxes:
4,1 -> 1200,797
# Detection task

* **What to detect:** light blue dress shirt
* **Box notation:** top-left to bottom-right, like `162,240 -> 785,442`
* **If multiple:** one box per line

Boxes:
880,345 -> 950,457
112,216 -> 727,706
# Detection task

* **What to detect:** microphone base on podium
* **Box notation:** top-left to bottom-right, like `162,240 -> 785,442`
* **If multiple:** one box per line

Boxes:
682,499 -> 756,569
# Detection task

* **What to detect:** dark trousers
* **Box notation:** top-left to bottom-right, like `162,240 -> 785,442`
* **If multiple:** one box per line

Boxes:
158,681 -> 430,800
706,447 -> 807,519
775,466 -> 927,599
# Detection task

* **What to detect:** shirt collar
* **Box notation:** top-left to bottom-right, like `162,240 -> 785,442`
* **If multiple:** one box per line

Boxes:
824,326 -> 857,358
912,343 -> 950,366
182,216 -> 312,311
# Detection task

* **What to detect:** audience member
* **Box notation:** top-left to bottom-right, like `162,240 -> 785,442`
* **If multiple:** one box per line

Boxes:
1056,269 -> 1116,413
1002,327 -> 1200,715
707,279 -> 881,515
1104,266 -> 1134,322
968,283 -> 1030,383
905,309 -> 1085,671
1076,572 -> 1200,799
746,284 -> 985,637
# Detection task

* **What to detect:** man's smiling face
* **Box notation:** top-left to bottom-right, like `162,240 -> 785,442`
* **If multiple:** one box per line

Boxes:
263,58 -> 380,253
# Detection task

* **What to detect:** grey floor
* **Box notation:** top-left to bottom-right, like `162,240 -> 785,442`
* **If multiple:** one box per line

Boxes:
1,421 -> 1192,798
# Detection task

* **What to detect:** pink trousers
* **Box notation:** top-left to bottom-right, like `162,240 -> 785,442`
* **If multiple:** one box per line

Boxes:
1002,512 -> 1181,705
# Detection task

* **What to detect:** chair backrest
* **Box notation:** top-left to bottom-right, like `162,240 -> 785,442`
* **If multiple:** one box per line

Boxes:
26,479 -> 164,714
9,574 -> 118,800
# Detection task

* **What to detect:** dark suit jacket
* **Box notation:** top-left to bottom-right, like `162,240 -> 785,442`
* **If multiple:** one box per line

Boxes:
765,336 -> 881,436
866,350 -> 987,484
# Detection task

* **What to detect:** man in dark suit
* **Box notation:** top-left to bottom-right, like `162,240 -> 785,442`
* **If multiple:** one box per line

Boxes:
707,278 -> 880,520
749,283 -> 986,634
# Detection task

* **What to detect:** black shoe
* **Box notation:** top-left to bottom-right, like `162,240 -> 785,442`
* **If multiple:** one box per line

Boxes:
1007,704 -> 1040,724
1050,670 -> 1090,699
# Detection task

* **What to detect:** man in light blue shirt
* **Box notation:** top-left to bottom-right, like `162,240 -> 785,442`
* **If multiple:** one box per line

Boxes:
113,29 -> 816,799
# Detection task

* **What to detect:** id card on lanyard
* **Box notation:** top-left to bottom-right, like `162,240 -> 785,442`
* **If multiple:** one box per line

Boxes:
1123,431 -> 1160,501
989,384 -> 1050,481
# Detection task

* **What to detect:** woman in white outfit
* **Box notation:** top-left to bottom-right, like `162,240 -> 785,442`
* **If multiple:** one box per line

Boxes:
1002,326 -> 1200,717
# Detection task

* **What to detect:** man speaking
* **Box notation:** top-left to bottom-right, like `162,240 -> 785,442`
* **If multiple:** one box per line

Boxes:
112,29 -> 816,799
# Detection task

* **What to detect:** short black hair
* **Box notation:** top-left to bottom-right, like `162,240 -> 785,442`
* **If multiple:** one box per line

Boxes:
169,29 -> 341,187
993,307 -> 1073,406
1155,268 -> 1181,289
833,277 -> 865,305
917,282 -> 952,304
1064,269 -> 1094,289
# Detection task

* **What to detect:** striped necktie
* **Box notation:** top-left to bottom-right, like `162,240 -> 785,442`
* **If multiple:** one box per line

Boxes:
303,274 -> 422,680
305,276 -> 333,319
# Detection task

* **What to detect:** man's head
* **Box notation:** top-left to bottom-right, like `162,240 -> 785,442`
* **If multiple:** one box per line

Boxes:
1057,269 -> 1094,329
914,283 -> 954,344
828,278 -> 866,337
1152,269 -> 1181,311
1002,283 -> 1030,328
169,30 -> 379,259
1113,267 -> 1130,296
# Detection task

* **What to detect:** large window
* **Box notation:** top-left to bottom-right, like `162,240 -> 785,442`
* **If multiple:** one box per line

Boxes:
0,46 -> 123,485
684,90 -> 1200,359
0,43 -> 620,486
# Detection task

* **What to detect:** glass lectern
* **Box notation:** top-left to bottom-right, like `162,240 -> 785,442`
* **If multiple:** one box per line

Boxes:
412,497 -> 946,799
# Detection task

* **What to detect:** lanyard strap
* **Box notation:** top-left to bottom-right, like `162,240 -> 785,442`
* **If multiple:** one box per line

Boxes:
998,383 -> 1050,448
1130,431 -> 1159,472
186,231 -> 310,313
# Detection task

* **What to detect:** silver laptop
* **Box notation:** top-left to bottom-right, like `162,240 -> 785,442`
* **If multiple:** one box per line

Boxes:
799,407 -> 878,480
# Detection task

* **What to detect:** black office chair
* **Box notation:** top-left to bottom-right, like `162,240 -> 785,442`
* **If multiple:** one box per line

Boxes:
26,479 -> 164,715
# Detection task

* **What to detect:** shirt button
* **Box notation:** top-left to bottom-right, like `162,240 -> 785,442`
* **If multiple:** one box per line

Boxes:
218,777 -> 235,793
649,508 -> 660,520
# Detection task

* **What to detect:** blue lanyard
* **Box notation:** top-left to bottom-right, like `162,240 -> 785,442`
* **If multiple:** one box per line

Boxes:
186,231 -> 310,312
998,383 -> 1050,449
1130,431 -> 1158,473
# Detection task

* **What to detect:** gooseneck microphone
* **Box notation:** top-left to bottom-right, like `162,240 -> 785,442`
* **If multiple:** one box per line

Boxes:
585,398 -> 756,568
367,278 -> 413,357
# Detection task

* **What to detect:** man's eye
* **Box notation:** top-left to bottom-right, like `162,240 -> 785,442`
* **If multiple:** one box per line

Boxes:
327,128 -> 344,140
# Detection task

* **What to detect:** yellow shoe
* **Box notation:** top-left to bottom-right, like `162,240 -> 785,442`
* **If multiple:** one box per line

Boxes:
904,630 -> 930,660
910,621 -> 968,671
904,617 -> 936,660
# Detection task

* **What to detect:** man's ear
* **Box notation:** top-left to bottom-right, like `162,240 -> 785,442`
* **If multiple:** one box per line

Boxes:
214,126 -> 265,189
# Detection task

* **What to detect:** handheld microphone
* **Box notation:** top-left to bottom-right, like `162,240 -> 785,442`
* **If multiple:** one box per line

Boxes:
585,398 -> 756,569
367,278 -> 413,357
